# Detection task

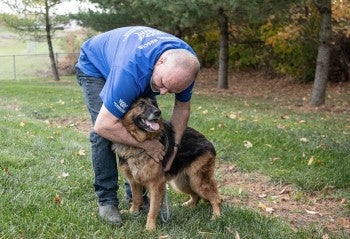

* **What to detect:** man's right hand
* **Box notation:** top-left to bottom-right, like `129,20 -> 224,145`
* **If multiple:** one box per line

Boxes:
141,139 -> 165,163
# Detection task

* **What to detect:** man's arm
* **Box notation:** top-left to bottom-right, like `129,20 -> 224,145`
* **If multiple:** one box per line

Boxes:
94,104 -> 165,162
164,99 -> 190,171
170,100 -> 190,145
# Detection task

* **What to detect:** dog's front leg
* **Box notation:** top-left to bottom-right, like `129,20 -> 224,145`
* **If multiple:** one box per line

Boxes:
129,180 -> 143,213
145,178 -> 166,231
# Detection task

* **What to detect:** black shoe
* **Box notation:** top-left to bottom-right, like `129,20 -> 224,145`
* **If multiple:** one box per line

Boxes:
98,204 -> 123,226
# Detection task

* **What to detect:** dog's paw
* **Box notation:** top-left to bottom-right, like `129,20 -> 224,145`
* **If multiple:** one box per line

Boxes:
182,200 -> 197,208
145,222 -> 156,231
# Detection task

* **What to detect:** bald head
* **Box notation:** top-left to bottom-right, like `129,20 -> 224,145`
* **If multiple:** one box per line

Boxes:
162,49 -> 200,82
151,49 -> 200,95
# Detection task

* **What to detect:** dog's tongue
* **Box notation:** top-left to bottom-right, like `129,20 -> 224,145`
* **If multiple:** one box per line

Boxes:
145,120 -> 160,131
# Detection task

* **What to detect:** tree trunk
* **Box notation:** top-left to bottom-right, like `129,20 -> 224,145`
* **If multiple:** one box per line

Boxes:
310,0 -> 332,106
217,7 -> 229,89
45,0 -> 60,81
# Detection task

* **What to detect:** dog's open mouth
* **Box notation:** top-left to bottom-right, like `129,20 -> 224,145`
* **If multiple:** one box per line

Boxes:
139,118 -> 160,132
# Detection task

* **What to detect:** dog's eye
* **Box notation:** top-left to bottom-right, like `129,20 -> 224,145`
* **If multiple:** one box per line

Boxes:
137,101 -> 145,107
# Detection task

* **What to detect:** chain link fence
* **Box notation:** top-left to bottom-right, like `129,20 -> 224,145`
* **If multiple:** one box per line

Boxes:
0,52 -> 79,80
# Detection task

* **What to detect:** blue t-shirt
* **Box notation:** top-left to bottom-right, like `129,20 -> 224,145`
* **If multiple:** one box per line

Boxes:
76,26 -> 196,119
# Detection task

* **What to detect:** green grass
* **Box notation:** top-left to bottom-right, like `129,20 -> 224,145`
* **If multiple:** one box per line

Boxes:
0,78 -> 349,238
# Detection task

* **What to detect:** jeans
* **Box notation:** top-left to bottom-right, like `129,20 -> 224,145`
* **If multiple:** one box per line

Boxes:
76,67 -> 119,206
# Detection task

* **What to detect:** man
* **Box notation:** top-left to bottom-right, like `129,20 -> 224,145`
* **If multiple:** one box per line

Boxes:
75,26 -> 200,226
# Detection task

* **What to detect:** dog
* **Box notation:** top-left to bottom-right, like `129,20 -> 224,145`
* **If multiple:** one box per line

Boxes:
112,97 -> 221,231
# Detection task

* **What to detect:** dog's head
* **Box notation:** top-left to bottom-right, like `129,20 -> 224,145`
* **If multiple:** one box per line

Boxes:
122,97 -> 163,142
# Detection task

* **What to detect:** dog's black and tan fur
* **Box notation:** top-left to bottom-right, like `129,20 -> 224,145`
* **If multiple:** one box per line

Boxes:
112,97 -> 221,231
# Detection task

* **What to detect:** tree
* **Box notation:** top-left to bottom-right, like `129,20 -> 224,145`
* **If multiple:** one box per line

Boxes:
2,0 -> 68,81
310,0 -> 332,106
217,7 -> 229,89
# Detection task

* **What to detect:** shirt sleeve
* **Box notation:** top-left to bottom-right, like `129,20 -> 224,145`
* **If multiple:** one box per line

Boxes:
100,66 -> 141,119
175,81 -> 195,102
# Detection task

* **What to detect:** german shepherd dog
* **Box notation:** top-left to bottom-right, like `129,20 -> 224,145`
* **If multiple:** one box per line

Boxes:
112,97 -> 221,231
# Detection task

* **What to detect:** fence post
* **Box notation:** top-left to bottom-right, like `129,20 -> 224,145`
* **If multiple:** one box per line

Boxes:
12,55 -> 16,80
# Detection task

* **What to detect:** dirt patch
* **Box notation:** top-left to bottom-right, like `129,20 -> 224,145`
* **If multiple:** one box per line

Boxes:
216,162 -> 349,234
47,116 -> 92,136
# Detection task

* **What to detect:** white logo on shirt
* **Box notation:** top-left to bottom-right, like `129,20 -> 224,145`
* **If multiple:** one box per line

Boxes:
114,99 -> 128,113
138,39 -> 158,49
135,29 -> 164,41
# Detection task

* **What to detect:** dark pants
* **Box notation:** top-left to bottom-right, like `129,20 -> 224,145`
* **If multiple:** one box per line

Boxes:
76,68 -> 120,206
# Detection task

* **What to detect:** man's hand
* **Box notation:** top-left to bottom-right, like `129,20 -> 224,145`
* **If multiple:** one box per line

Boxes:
141,139 -> 165,163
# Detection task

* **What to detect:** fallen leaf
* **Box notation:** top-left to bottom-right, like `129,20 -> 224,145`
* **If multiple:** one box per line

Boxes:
158,235 -> 169,239
210,128 -> 215,131
217,123 -> 225,128
266,207 -> 275,213
308,156 -> 315,165
202,110 -> 208,115
322,233 -> 329,239
235,230 -> 240,239
281,196 -> 290,201
338,217 -> 350,228
300,138 -> 308,142
57,99 -> 65,105
340,198 -> 346,205
55,194 -> 61,204
20,121 -> 26,127
258,202 -> 274,213
270,157 -> 280,163
4,167 -> 11,176
229,113 -> 237,119
258,202 -> 266,210
78,148 -> 85,156
277,124 -> 285,129
278,187 -> 290,195
243,140 -> 253,148
259,194 -> 267,198
305,209 -> 319,215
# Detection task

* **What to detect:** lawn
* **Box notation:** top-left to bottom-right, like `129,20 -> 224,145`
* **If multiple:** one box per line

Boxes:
0,76 -> 349,238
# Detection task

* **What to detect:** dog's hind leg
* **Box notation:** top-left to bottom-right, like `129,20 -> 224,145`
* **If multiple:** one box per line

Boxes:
170,176 -> 200,208
187,153 -> 221,218
145,178 -> 166,231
